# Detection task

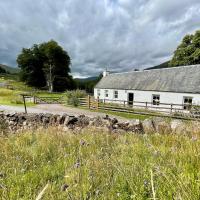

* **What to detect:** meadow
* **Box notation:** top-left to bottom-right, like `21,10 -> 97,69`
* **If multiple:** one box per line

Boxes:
1,127 -> 200,200
0,75 -> 63,106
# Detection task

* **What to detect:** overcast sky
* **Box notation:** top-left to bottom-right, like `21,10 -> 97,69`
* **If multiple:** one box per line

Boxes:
0,0 -> 200,77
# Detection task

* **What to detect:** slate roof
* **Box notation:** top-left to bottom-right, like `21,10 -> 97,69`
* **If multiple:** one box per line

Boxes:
95,65 -> 200,94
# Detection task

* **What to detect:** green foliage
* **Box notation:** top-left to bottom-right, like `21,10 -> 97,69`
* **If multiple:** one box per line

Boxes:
75,73 -> 103,93
170,30 -> 200,66
17,46 -> 46,88
1,127 -> 200,199
67,96 -> 80,107
0,88 -> 25,106
0,66 -> 7,74
10,95 -> 23,104
0,64 -> 20,74
65,90 -> 87,106
17,40 -> 73,92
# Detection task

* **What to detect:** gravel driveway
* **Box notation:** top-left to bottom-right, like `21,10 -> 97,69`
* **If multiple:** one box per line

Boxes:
0,104 -> 129,121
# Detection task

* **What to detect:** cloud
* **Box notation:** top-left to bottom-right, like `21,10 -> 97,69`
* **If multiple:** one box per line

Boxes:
0,0 -> 200,77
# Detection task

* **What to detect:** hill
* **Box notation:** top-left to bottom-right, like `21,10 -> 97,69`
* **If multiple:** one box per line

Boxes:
145,61 -> 170,70
0,64 -> 20,74
75,76 -> 98,82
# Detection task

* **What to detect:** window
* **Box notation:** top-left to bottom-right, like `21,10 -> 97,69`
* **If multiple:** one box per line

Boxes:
114,90 -> 118,99
105,90 -> 109,98
183,97 -> 193,110
97,89 -> 101,97
152,94 -> 160,105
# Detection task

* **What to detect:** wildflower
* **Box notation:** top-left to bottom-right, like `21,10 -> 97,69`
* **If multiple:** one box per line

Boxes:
61,184 -> 69,191
95,190 -> 100,195
80,139 -> 86,146
0,172 -> 5,178
74,159 -> 81,168
117,193 -> 120,197
144,180 -> 149,187
191,136 -> 198,141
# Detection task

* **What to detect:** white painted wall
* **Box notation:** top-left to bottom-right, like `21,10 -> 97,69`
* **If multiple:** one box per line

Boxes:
94,88 -> 200,110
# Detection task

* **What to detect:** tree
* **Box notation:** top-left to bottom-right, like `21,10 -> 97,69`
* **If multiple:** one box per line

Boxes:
39,40 -> 71,92
75,73 -> 103,93
0,66 -> 6,74
17,40 -> 73,92
170,30 -> 200,66
17,46 -> 46,88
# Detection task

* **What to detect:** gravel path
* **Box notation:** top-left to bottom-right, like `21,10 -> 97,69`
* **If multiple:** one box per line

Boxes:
0,104 -> 129,122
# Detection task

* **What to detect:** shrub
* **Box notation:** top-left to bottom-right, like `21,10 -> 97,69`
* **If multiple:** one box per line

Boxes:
65,90 -> 87,107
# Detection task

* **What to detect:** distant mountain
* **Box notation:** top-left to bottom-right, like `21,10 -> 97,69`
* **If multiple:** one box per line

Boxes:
145,61 -> 170,70
0,64 -> 20,74
75,76 -> 98,82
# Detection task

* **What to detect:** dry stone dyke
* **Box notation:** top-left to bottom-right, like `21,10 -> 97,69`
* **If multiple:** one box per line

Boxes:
0,112 -> 199,134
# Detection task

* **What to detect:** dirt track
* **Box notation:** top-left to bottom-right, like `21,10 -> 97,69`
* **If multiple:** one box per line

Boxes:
0,104 -> 128,121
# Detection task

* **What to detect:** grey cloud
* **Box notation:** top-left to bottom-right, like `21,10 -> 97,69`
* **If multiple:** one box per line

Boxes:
0,0 -> 200,77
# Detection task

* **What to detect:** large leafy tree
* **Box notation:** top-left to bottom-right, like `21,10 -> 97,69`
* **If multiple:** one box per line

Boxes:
17,40 -> 73,92
17,45 -> 46,88
170,30 -> 200,66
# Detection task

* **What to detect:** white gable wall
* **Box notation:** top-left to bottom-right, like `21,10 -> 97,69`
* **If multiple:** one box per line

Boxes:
94,88 -> 200,109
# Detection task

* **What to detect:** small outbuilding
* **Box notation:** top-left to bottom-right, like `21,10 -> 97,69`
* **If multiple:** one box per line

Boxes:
94,65 -> 200,110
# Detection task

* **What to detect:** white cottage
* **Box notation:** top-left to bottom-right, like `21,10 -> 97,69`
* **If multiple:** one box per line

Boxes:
94,65 -> 200,111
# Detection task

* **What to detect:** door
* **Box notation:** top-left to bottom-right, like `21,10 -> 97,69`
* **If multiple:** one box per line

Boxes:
128,93 -> 134,106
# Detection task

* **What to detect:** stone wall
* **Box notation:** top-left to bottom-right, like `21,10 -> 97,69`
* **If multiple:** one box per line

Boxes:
0,112 -> 199,134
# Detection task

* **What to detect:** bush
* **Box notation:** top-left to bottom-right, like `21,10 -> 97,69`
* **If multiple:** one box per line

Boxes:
67,96 -> 80,107
10,95 -> 23,104
65,90 -> 87,107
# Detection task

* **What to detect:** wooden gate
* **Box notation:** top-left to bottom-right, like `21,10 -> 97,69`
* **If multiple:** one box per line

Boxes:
34,96 -> 64,104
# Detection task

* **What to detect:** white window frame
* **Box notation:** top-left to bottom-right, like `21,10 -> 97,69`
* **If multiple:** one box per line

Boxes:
114,90 -> 118,99
183,96 -> 193,110
104,90 -> 109,98
152,94 -> 160,106
97,89 -> 101,97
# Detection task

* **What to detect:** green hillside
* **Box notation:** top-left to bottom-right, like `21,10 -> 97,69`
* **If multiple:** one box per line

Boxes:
145,61 -> 170,70
0,64 -> 20,74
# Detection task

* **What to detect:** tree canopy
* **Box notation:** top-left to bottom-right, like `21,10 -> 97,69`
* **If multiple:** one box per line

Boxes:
0,66 -> 6,74
75,73 -> 103,93
170,30 -> 200,66
17,40 -> 74,92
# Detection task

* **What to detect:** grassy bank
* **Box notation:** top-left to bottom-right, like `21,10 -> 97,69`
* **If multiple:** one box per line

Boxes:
0,75 -> 64,106
1,128 -> 200,199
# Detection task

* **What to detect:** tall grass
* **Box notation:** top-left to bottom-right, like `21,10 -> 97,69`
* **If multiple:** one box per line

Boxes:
1,127 -> 200,199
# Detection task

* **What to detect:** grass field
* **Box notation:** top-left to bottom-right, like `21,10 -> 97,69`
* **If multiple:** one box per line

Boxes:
0,75 -> 64,106
1,127 -> 200,199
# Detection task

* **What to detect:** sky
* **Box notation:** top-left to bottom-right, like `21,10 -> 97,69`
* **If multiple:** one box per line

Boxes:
0,0 -> 200,78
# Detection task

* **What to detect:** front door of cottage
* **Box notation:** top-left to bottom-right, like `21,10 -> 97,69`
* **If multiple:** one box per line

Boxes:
128,93 -> 134,106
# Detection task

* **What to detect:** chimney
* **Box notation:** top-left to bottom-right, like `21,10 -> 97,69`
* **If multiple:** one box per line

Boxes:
103,69 -> 110,77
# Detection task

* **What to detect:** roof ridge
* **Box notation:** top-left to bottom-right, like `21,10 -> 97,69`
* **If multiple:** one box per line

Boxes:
108,64 -> 200,76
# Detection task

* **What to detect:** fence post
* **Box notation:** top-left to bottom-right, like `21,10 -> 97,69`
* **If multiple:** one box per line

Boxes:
22,95 -> 27,114
96,97 -> 99,110
123,101 -> 125,107
88,95 -> 91,109
171,104 -> 173,113
33,96 -> 36,104
146,102 -> 148,109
